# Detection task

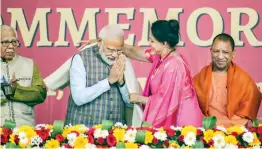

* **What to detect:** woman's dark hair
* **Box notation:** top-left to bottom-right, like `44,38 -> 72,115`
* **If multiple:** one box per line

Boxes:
151,19 -> 180,48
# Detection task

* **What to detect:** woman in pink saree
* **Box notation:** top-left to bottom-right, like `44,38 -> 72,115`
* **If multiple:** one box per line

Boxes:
125,20 -> 203,127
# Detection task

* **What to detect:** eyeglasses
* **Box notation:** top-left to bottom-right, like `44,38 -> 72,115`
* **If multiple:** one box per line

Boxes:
104,47 -> 123,55
0,40 -> 19,47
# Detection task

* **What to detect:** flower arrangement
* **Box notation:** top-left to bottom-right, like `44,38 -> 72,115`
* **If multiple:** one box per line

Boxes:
1,119 -> 262,149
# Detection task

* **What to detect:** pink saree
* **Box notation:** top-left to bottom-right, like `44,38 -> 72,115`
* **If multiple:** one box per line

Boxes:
143,49 -> 203,128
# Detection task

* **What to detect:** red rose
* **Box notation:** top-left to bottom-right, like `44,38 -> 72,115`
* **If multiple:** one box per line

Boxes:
178,135 -> 184,142
63,144 -> 72,148
209,140 -> 214,146
36,128 -> 50,140
2,127 -> 12,135
152,138 -> 159,145
97,137 -> 105,145
164,140 -> 169,147
0,134 -> 8,144
56,134 -> 64,143
109,129 -> 114,134
14,135 -> 19,144
107,134 -> 116,147
166,128 -> 175,137
197,129 -> 203,136
88,135 -> 95,144
257,127 -> 262,135
249,127 -> 257,133
231,132 -> 239,137
86,128 -> 95,136
259,136 -> 262,142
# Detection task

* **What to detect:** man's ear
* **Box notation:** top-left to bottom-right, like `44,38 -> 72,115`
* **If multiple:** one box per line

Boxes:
97,38 -> 102,47
232,50 -> 236,58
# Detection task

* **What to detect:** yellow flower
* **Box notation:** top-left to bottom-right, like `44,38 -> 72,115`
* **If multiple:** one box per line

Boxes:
125,142 -> 138,148
144,130 -> 154,144
225,135 -> 238,145
0,128 -> 2,134
44,139 -> 60,148
19,142 -> 27,148
159,127 -> 165,132
62,125 -> 87,137
204,129 -> 214,143
169,141 -> 180,148
226,126 -> 244,135
113,128 -> 126,142
9,134 -> 15,144
214,131 -> 225,137
18,125 -> 37,139
74,136 -> 89,148
47,125 -> 53,130
94,124 -> 102,129
181,126 -> 197,136
184,146 -> 192,149
209,146 -> 217,149
250,133 -> 261,146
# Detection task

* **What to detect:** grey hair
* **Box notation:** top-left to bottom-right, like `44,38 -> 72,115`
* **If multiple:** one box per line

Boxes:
1,24 -> 18,38
99,24 -> 124,40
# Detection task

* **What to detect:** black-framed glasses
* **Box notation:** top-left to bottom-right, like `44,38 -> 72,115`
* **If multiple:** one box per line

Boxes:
0,40 -> 19,47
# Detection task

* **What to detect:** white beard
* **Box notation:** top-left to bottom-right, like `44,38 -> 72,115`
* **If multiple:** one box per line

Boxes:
99,51 -> 115,66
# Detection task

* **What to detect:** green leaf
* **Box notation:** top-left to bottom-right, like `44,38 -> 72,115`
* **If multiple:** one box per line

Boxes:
192,141 -> 204,148
203,116 -> 217,129
116,142 -> 125,148
253,119 -> 259,127
141,121 -> 152,127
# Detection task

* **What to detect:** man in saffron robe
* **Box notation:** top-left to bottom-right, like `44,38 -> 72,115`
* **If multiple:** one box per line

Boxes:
194,33 -> 262,128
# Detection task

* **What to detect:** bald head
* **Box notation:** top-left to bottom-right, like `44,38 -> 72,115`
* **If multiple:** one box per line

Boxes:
1,25 -> 19,61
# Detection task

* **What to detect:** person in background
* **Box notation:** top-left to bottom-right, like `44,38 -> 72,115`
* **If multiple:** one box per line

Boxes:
0,25 -> 47,126
193,33 -> 262,128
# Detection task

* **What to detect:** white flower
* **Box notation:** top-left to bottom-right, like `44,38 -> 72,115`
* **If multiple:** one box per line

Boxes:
139,145 -> 150,149
253,145 -> 261,149
18,131 -> 28,144
20,137 -> 29,145
170,126 -> 182,131
85,143 -> 97,149
31,136 -> 43,146
154,131 -> 167,141
168,147 -> 175,149
215,126 -> 227,133
212,134 -> 225,149
184,132 -> 196,146
94,129 -> 109,139
124,129 -> 137,142
67,132 -> 77,147
114,122 -> 123,127
240,126 -> 249,132
35,124 -> 46,130
122,124 -> 128,129
242,132 -> 254,143
1,145 -> 6,149
109,147 -> 116,149
224,144 -> 238,149
32,147 -> 43,149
